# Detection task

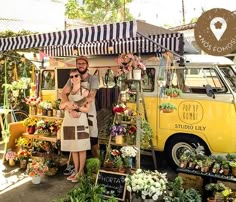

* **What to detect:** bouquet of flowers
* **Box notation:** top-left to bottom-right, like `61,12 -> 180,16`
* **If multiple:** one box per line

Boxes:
25,96 -> 41,106
17,149 -> 31,161
5,150 -> 17,160
38,100 -> 52,110
125,169 -> 168,200
120,146 -> 138,158
110,124 -> 126,136
116,53 -> 146,73
111,149 -> 121,158
113,103 -> 127,114
25,160 -> 48,177
23,117 -> 38,127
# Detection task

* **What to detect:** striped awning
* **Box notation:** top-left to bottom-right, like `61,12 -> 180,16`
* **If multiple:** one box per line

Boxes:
0,20 -> 183,56
44,33 -> 182,56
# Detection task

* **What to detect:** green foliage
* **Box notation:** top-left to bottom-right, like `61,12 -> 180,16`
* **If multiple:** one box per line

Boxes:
140,118 -> 153,149
57,176 -> 118,202
65,0 -> 134,24
113,156 -> 123,169
164,176 -> 202,202
205,183 -> 227,198
85,158 -> 100,176
165,87 -> 182,96
159,102 -> 177,110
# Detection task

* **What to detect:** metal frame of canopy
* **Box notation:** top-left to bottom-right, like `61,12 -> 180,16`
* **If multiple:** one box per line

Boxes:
0,20 -> 184,59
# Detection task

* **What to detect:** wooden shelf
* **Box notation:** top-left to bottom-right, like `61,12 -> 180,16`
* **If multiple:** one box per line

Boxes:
22,133 -> 57,143
29,114 -> 64,120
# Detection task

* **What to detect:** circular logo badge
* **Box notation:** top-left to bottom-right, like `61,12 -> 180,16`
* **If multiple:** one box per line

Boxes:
194,8 -> 236,56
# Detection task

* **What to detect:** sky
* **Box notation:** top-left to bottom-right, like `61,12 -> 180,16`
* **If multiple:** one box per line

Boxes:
129,0 -> 236,27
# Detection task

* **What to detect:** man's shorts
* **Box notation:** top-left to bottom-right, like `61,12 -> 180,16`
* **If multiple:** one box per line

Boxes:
90,137 -> 98,146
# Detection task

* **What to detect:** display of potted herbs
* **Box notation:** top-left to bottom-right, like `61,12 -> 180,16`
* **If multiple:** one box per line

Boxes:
221,160 -> 230,176
113,156 -> 124,173
159,102 -> 177,113
165,87 -> 182,97
229,161 -> 236,177
179,151 -> 191,169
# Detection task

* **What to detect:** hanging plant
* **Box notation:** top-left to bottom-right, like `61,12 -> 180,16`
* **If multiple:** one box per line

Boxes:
159,102 -> 177,113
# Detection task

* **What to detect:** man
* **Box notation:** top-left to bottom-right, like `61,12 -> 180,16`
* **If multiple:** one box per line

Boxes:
61,56 -> 99,175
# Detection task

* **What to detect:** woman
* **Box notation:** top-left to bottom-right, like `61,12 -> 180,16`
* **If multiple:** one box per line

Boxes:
60,68 -> 90,183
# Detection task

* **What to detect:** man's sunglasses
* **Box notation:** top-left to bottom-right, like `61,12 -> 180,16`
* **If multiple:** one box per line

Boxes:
70,74 -> 80,79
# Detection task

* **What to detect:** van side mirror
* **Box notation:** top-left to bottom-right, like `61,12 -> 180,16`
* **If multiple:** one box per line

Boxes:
205,84 -> 215,99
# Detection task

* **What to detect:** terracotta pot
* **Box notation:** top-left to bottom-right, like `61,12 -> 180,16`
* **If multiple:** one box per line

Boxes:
231,167 -> 236,177
167,93 -> 179,97
20,159 -> 28,169
162,109 -> 174,113
207,198 -> 216,202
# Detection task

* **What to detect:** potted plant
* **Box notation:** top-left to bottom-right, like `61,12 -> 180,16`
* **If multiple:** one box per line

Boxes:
85,158 -> 100,177
165,87 -> 182,97
221,160 -> 230,176
205,183 -> 227,202
23,117 -> 38,134
25,160 -> 49,184
179,151 -> 191,168
113,156 -> 124,173
229,161 -> 236,176
159,102 -> 177,113
53,98 -> 62,117
110,124 -> 127,144
17,149 -> 31,169
25,95 -> 41,115
5,150 -> 17,166
125,169 -> 168,201
15,136 -> 33,149
120,146 -> 138,169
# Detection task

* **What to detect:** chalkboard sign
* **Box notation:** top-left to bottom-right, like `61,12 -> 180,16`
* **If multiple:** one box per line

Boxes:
96,170 -> 128,201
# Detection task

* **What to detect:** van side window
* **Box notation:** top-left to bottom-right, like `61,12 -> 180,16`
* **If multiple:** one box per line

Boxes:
172,67 -> 227,94
41,70 -> 55,90
220,66 -> 236,92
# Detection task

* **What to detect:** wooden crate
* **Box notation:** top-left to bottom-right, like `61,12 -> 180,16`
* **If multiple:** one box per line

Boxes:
178,172 -> 203,193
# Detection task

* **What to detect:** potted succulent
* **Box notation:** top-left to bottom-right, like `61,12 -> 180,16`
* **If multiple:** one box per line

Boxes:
229,161 -> 236,176
165,87 -> 182,97
159,102 -> 177,113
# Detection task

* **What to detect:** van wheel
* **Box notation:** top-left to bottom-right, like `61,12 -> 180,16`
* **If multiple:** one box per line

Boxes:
165,135 -> 210,169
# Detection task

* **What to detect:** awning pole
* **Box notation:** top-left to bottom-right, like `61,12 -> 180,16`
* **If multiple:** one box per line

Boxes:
137,32 -> 184,60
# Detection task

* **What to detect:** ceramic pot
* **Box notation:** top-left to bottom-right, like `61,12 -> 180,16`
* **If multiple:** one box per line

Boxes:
27,126 -> 36,134
133,69 -> 142,80
31,175 -> 41,184
9,159 -> 15,166
115,135 -> 123,144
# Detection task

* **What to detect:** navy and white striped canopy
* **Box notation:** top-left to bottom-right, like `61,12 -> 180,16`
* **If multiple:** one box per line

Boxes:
0,20 -> 183,56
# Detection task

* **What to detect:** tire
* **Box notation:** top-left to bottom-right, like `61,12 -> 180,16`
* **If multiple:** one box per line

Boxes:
12,110 -> 28,122
165,135 -> 210,169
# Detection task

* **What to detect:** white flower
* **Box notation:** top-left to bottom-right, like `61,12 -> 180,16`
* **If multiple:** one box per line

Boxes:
120,146 -> 138,158
125,169 -> 168,200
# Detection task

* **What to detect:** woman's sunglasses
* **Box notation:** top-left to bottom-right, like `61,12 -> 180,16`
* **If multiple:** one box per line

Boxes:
70,74 -> 80,79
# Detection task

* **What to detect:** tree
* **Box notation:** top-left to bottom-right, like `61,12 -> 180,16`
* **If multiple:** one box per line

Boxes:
65,0 -> 134,24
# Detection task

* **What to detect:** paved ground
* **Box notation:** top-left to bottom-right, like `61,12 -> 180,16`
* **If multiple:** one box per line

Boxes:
0,140 -> 176,202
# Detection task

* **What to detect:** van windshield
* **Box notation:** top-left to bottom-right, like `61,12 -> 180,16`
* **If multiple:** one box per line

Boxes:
219,65 -> 236,92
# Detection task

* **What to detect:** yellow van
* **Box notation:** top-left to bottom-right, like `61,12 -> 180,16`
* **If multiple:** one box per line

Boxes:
40,54 -> 236,167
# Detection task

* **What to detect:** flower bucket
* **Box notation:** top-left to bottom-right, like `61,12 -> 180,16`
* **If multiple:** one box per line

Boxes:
30,105 -> 37,115
31,175 -> 41,184
133,69 -> 141,80
42,109 -> 47,116
115,135 -> 123,144
20,159 -> 28,169
127,71 -> 133,80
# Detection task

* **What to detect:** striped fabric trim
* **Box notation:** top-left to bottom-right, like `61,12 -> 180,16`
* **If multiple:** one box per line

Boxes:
0,21 -> 136,51
44,33 -> 182,56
